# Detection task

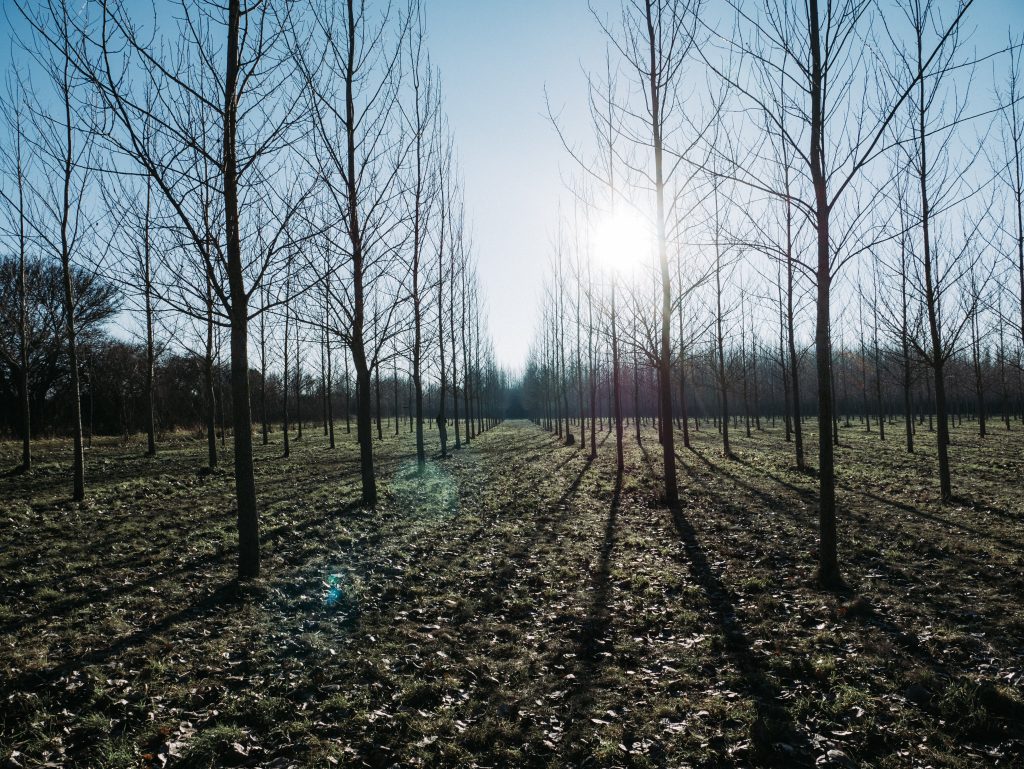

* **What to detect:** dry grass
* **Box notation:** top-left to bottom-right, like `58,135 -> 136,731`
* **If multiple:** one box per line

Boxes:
0,416 -> 1021,768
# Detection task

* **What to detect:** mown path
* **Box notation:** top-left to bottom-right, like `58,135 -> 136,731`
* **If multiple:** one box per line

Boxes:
1,420 -> 1022,768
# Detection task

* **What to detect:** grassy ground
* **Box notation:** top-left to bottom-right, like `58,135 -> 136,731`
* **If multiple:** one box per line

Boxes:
0,416 -> 1022,768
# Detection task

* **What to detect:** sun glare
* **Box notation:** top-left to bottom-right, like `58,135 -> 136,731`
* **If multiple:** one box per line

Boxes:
591,208 -> 653,273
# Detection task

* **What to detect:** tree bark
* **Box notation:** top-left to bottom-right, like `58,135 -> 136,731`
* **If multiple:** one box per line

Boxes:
225,0 -> 260,578
809,0 -> 840,587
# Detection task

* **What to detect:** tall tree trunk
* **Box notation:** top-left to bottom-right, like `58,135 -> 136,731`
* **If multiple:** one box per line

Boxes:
741,296 -> 751,438
218,328 -> 227,448
715,234 -> 730,458
295,318 -> 302,441
259,287 -> 269,446
451,247 -> 461,449
344,356 -> 351,435
224,0 -> 260,577
678,346 -> 691,452
282,292 -> 291,458
809,0 -> 840,586
143,180 -> 157,456
375,363 -> 383,441
633,348 -> 641,444
353,342 -> 375,504
56,34 -> 85,500
785,188 -> 805,469
436,321 -> 447,458
437,248 -> 448,460
15,113 -> 31,472
326,333 -> 335,450
461,272 -> 472,445
612,283 -> 624,471
205,281 -> 218,468
915,25 -> 952,501
321,323 -> 328,436
643,0 -> 677,501
972,314 -> 986,438
900,236 -> 915,453
752,340 -> 762,431
412,234 -> 425,467
344,0 -> 376,505
576,292 -> 585,450
393,356 -> 400,436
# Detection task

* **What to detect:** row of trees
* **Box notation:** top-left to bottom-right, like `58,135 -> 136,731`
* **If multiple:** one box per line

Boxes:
525,290 -> 1024,445
0,302 -> 504,452
529,0 -> 1019,587
0,0 -> 503,579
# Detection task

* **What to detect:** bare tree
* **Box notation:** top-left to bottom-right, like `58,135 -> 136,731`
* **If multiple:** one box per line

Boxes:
52,0 -> 311,577
994,33 -> 1024,385
18,0 -> 99,500
698,0 -> 974,585
299,0 -> 409,506
0,75 -> 34,471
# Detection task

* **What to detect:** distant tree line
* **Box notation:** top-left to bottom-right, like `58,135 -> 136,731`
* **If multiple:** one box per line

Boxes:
522,338 -> 1024,443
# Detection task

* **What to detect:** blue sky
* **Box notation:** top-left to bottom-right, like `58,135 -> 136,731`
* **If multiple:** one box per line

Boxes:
425,0 -> 609,370
3,0 -> 1023,370
425,0 -> 1024,370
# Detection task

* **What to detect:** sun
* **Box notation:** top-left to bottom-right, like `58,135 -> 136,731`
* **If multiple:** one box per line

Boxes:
591,208 -> 653,273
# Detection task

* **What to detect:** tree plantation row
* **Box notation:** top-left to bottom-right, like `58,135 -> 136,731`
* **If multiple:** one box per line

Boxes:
3,0 -> 1023,597
0,256 -> 508,467
0,0 -> 510,580
522,0 -> 1022,589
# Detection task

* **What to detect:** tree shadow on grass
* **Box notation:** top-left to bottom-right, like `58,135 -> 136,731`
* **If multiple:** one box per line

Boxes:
637,438 -> 664,484
2,579 -> 245,701
676,449 -> 819,548
578,469 -> 621,663
857,489 -> 1024,553
0,490 -> 367,639
730,453 -> 818,504
669,502 -> 815,766
560,469 -> 620,764
950,494 -> 1021,524
487,451 -> 595,593
693,447 -> 1017,608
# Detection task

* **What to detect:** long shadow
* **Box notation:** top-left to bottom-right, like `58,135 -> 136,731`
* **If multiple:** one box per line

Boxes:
0,462 -> 376,630
724,451 -> 1024,558
555,468 -> 623,767
555,454 -> 596,507
1,579 -> 244,699
637,438 -> 662,483
950,495 -> 1022,524
578,470 -> 620,663
719,449 -> 1022,650
4,446 -> 469,681
0,450 -> 219,501
410,424 -> 596,630
486,451 -> 596,593
714,450 -> 1005,562
3,442 -> 376,586
0,424 -> 591,743
681,436 -> 1015,725
670,502 -> 814,765
854,489 -> 1024,553
0,487 -> 369,639
731,454 -> 818,504
679,448 -> 816,534
549,446 -> 583,474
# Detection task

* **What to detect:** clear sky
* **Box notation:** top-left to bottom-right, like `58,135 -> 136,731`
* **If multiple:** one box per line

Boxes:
425,0 -> 1024,372
0,0 -> 606,371
3,1 -> 1022,371
425,1 -> 611,371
